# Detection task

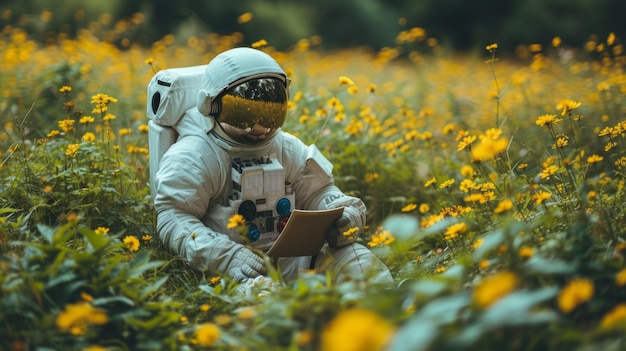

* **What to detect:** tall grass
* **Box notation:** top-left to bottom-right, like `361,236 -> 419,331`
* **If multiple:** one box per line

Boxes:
2,13 -> 626,351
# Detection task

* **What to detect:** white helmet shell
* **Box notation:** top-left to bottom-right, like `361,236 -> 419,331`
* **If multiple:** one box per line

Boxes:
197,47 -> 288,116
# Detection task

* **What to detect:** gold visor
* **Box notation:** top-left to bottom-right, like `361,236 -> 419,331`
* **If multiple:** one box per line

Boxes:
218,94 -> 287,131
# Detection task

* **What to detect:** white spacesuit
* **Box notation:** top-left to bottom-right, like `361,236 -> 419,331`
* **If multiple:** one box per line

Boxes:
153,47 -> 393,286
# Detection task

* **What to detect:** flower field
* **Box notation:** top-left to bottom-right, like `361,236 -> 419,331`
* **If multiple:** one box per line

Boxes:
2,13 -> 626,351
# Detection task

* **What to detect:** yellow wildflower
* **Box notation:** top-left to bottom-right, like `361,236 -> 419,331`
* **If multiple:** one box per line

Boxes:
296,329 -> 314,347
419,203 -> 430,214
459,179 -> 476,193
473,271 -> 519,308
554,136 -> 569,149
536,114 -> 562,127
210,276 -> 221,284
82,132 -> 96,142
214,314 -> 231,326
439,179 -> 455,189
471,137 -> 508,161
237,12 -> 253,24
251,39 -> 267,48
423,177 -> 436,187
200,304 -> 211,312
485,43 -> 498,51
518,246 -> 533,259
80,292 -> 94,302
123,235 -> 140,251
601,304 -> 626,328
91,93 -> 117,114
457,135 -> 476,151
615,268 -> 626,286
320,309 -> 395,351
607,32 -> 616,46
587,154 -> 603,164
473,237 -> 484,249
557,278 -> 594,313
464,193 -> 484,203
345,117 -> 364,135
343,227 -> 359,236
532,190 -> 552,205
119,128 -> 132,136
56,302 -> 109,335
365,172 -> 379,183
83,345 -> 107,351
79,116 -> 95,124
367,230 -> 395,247
557,99 -> 582,116
194,323 -> 221,346
58,119 -> 75,132
444,222 -> 467,240
47,130 -> 61,137
94,227 -> 109,235
540,165 -> 559,179
65,144 -> 80,157
227,214 -> 246,229
59,86 -> 72,93
494,198 -> 514,214
141,235 -> 152,241
460,165 -> 474,177
237,306 -> 257,320
401,203 -> 417,212
338,76 -> 355,86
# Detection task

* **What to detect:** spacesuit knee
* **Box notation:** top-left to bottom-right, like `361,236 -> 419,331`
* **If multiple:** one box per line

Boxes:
317,243 -> 394,286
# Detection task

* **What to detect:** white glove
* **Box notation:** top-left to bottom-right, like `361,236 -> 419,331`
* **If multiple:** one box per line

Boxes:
235,276 -> 280,296
219,246 -> 267,283
327,206 -> 364,248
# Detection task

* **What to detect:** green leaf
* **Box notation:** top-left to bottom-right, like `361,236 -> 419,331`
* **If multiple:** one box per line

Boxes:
381,214 -> 420,242
138,276 -> 168,300
480,287 -> 559,327
524,256 -> 576,275
388,293 -> 471,351
79,226 -> 114,252
451,287 -> 559,347
409,279 -> 449,298
473,230 -> 504,259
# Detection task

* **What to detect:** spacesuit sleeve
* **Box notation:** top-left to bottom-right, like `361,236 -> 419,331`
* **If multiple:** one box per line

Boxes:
287,139 -> 367,226
153,135 -> 242,273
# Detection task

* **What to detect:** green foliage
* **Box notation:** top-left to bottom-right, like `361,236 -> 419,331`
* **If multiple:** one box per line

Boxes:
2,15 -> 626,351
1,223 -> 182,350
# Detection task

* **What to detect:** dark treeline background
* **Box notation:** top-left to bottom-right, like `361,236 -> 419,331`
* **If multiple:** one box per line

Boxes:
1,0 -> 625,52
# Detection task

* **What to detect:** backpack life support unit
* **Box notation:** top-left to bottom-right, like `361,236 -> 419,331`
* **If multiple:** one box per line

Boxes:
146,64 -> 207,199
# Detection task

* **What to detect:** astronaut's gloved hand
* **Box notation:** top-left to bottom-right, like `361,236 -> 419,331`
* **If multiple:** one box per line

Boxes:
219,245 -> 267,283
327,206 -> 364,248
235,276 -> 280,296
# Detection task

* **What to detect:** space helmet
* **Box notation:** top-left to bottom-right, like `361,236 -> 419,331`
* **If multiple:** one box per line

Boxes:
196,47 -> 290,143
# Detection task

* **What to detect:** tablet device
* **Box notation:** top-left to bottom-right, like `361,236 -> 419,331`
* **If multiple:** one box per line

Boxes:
266,207 -> 344,257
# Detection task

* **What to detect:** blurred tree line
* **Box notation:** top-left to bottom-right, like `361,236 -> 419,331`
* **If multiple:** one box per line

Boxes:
1,0 -> 624,52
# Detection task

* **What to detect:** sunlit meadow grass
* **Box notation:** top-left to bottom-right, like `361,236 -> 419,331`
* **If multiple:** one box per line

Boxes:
2,12 -> 626,351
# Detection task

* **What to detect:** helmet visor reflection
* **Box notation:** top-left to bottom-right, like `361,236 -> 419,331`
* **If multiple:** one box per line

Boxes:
217,77 -> 288,132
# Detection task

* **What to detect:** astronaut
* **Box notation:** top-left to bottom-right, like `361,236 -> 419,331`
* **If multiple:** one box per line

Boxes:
153,47 -> 393,287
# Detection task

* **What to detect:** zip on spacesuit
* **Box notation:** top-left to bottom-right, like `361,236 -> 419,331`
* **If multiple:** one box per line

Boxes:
150,47 -> 393,286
